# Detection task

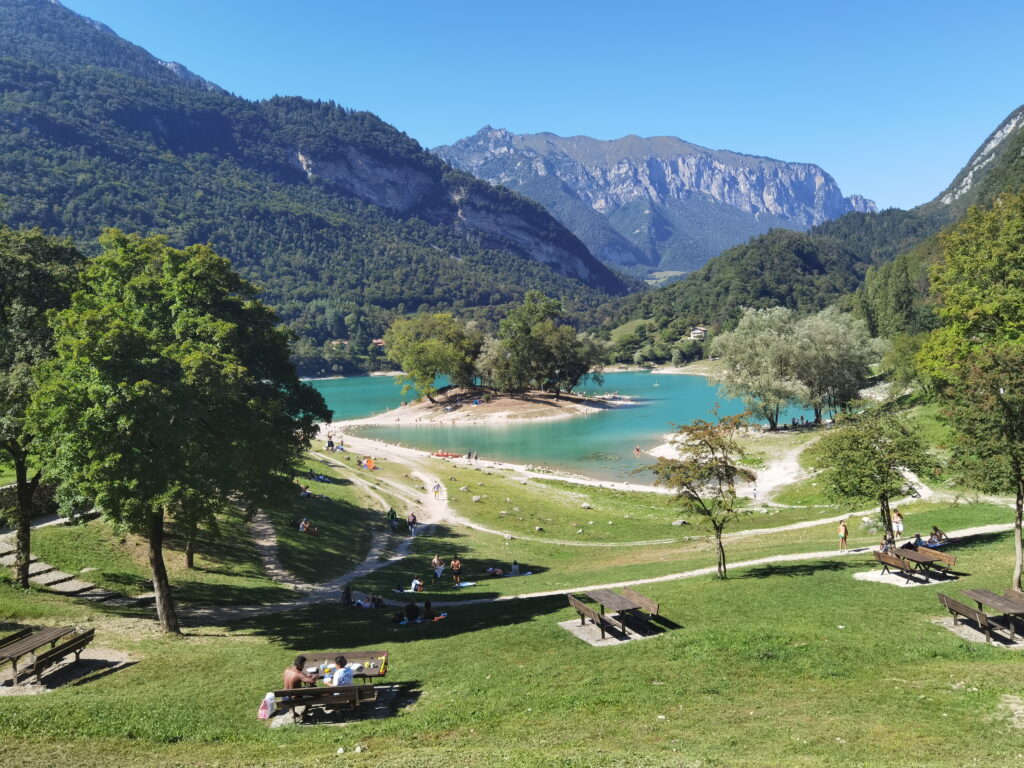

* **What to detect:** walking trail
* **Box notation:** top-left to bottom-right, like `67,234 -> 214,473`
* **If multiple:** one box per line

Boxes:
6,431 -> 1016,626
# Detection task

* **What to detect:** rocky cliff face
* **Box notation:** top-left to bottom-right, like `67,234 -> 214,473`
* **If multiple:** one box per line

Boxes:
436,128 -> 876,273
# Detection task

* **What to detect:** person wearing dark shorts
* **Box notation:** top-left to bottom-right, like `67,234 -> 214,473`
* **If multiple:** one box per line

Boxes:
450,555 -> 462,586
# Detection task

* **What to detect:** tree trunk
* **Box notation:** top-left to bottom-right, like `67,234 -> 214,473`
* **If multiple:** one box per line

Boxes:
879,495 -> 893,540
715,528 -> 727,579
13,452 -> 38,590
148,509 -> 181,634
813,405 -> 822,424
185,527 -> 196,570
1013,475 -> 1023,592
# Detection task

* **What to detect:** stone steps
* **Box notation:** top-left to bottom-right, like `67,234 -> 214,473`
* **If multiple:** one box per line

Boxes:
30,569 -> 76,587
0,553 -> 39,567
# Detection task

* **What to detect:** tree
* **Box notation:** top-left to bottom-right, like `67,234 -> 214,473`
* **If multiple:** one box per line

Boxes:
918,194 -> 1024,589
30,231 -> 329,632
0,227 -> 83,588
790,307 -> 877,423
710,307 -> 803,430
815,406 -> 932,538
383,313 -> 480,402
648,413 -> 755,578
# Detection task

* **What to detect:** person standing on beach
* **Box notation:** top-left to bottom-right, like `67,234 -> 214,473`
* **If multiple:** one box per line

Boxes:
838,519 -> 849,551
634,445 -> 642,460
450,554 -> 462,586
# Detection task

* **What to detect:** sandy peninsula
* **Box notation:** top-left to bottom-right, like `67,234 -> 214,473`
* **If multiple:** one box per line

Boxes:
333,386 -> 632,429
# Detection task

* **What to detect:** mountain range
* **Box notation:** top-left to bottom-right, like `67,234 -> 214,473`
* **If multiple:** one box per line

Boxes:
0,0 -> 627,374
435,128 -> 875,275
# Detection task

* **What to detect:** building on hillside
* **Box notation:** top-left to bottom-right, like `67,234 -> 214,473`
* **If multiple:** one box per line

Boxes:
688,326 -> 708,341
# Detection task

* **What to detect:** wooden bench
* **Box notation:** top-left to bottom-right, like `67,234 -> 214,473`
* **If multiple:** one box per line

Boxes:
273,683 -> 378,722
875,551 -> 924,583
567,595 -> 625,639
0,626 -> 75,682
937,593 -> 1005,644
24,629 -> 95,683
917,546 -> 956,572
622,587 -> 659,617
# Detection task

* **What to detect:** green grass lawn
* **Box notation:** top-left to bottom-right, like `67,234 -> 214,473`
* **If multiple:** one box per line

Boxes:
2,520 -> 1023,767
31,513 -> 296,607
266,457 -> 380,585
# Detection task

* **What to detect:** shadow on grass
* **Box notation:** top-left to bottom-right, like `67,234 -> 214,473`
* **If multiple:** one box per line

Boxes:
173,581 -> 295,607
232,593 -> 567,649
739,559 -> 865,580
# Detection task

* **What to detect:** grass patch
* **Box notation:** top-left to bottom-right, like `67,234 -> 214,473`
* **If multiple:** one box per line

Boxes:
30,513 -> 295,607
2,519 -> 1023,767
263,456 -> 380,584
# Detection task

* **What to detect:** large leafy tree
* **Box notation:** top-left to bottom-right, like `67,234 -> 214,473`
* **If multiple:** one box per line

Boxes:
477,291 -> 604,395
0,227 -> 82,588
919,193 -> 1024,589
30,230 -> 330,632
648,413 -> 755,578
383,313 -> 480,402
710,307 -> 803,430
815,406 -> 932,538
790,307 -> 877,423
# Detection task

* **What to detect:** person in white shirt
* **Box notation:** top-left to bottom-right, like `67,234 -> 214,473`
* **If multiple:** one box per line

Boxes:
330,655 -> 353,686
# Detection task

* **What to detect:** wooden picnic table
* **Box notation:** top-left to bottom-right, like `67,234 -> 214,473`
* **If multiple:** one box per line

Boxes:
298,650 -> 389,681
585,589 -> 642,616
961,589 -> 1024,641
0,626 -> 75,681
896,548 -> 945,570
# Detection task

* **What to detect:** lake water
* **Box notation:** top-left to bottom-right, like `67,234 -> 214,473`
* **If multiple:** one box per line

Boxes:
309,372 -> 794,482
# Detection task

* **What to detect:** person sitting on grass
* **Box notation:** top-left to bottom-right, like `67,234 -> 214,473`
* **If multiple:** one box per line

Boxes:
341,584 -> 353,607
510,560 -> 520,576
404,599 -> 420,622
411,576 -> 424,592
927,526 -> 949,547
422,600 -> 436,621
283,655 -> 318,689
486,566 -> 505,577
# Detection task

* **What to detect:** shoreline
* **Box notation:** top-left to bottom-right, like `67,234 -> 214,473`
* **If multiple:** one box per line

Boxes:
332,387 -> 632,429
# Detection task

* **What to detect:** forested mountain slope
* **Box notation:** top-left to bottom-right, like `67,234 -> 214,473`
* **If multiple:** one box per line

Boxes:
0,0 -> 628,374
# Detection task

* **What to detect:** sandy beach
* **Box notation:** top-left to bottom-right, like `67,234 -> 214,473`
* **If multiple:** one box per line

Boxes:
331,386 -> 631,428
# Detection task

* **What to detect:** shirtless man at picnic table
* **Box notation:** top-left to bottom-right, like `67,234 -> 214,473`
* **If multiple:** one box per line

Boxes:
283,655 -> 319,689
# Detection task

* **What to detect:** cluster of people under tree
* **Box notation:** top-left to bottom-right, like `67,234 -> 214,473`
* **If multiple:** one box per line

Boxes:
340,584 -> 384,609
291,516 -> 320,536
324,433 -> 344,453
837,509 -> 950,553
305,468 -> 333,483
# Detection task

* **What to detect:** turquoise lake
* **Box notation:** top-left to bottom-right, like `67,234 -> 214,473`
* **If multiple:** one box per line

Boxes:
309,372 -> 801,482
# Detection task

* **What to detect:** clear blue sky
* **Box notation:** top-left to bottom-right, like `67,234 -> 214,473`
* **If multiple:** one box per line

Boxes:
61,0 -> 1024,210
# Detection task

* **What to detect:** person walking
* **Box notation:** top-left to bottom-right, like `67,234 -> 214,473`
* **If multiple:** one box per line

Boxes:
450,554 -> 462,586
387,507 -> 398,533
838,519 -> 849,552
432,481 -> 441,500
431,554 -> 445,583
407,512 -> 418,536
892,509 -> 904,539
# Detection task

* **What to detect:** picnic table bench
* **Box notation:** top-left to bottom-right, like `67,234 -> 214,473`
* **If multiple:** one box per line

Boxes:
937,593 -> 1009,644
874,551 -> 924,583
916,546 -> 956,572
960,589 -> 1024,642
567,595 -> 626,639
273,683 -> 378,722
295,650 -> 388,682
24,629 -> 95,684
0,626 -> 77,682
